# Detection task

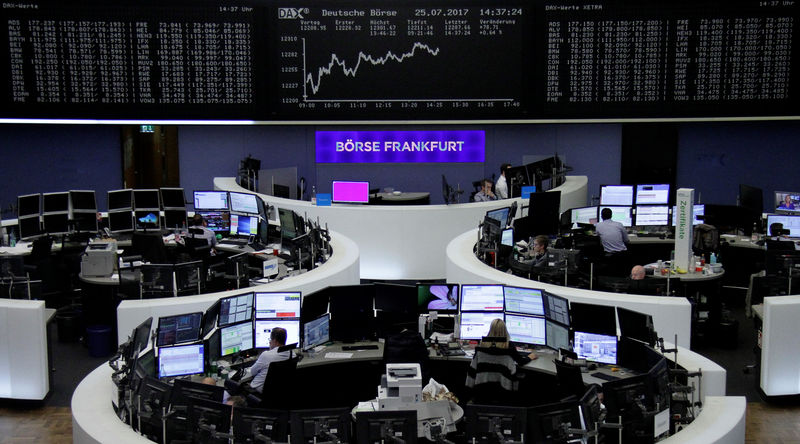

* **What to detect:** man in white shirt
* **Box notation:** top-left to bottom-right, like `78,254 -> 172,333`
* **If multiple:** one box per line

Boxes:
248,327 -> 291,393
190,214 -> 217,248
495,163 -> 511,199
595,208 -> 629,254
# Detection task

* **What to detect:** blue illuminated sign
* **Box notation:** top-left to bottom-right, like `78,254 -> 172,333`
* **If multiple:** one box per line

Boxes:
316,130 -> 485,163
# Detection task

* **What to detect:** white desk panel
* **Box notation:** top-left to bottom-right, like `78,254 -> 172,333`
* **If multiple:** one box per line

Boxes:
761,295 -> 800,396
0,299 -> 49,400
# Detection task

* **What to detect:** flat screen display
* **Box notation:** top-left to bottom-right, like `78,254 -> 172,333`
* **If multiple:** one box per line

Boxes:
544,293 -> 570,326
255,292 -> 301,319
599,206 -> 632,227
303,313 -> 330,350
218,293 -> 254,327
220,322 -> 254,357
160,188 -> 186,208
163,209 -> 187,229
460,285 -> 504,312
108,211 -> 134,233
196,210 -> 230,233
546,320 -> 570,351
108,189 -> 133,210
229,192 -> 259,214
775,191 -> 800,214
332,181 -> 369,204
635,184 -> 670,205
634,205 -> 670,226
18,216 -> 42,240
573,331 -> 617,365
42,192 -> 69,213
486,207 -> 511,228
72,211 -> 98,233
504,286 -> 545,316
17,194 -> 40,217
505,313 -> 546,346
417,283 -> 459,313
571,206 -> 598,225
43,212 -> 69,235
767,214 -> 800,238
600,185 -> 634,206
501,228 -> 514,246
230,214 -> 259,236
156,312 -> 203,347
671,204 -> 704,226
254,319 -> 300,348
135,210 -> 160,230
194,191 -> 229,211
157,343 -> 204,379
459,311 -> 503,341
70,190 -> 97,211
133,189 -> 160,209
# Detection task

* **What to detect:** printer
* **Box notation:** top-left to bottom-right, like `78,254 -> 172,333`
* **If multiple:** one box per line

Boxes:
80,241 -> 117,277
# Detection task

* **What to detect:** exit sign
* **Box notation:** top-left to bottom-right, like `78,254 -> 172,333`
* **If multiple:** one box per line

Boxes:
140,125 -> 155,133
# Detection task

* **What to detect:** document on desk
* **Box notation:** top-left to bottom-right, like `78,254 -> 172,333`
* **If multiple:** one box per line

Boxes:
324,352 -> 353,359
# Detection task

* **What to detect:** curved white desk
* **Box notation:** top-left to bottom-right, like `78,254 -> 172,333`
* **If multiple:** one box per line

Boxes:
115,231 -> 359,345
214,176 -> 588,280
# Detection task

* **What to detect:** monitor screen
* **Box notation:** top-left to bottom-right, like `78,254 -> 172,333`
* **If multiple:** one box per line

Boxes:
69,190 -> 97,211
255,319 -> 300,348
202,300 -> 221,338
230,214 -> 259,237
303,313 -> 330,350
671,204 -> 704,226
570,302 -> 616,336
460,284 -> 504,312
42,212 -> 69,235
218,293 -> 254,327
616,307 -> 655,346
279,208 -> 301,239
135,210 -> 161,230
635,184 -> 670,205
544,293 -> 570,326
545,320 -> 570,351
775,191 -> 800,214
18,216 -> 42,240
157,343 -> 204,379
72,211 -> 98,233
229,192 -> 259,214
767,214 -> 800,238
599,206 -> 632,227
196,210 -> 231,232
417,283 -> 459,313
220,322 -> 254,357
156,312 -> 203,347
160,188 -> 186,208
505,313 -> 546,346
108,211 -> 134,233
520,185 -> 537,199
600,185 -> 634,206
459,311 -> 503,340
194,191 -> 229,211
739,184 -> 763,214
571,206 -> 598,225
163,209 -> 187,229
255,292 -> 301,319
634,205 -> 670,227
42,192 -> 69,213
504,286 -> 545,316
108,189 -> 133,211
501,228 -> 514,246
17,194 -> 40,217
133,189 -> 160,209
332,180 -> 369,204
486,207 -> 511,228
573,331 -> 617,365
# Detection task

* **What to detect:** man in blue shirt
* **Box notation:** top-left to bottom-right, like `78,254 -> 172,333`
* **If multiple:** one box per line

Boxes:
595,207 -> 629,254
248,327 -> 291,393
474,179 -> 497,202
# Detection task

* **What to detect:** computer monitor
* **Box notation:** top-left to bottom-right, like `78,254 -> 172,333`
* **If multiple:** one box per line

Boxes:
600,185 -> 634,206
229,192 -> 260,214
417,283 -> 459,313
545,319 -> 570,351
254,319 -> 300,348
544,293 -> 570,326
332,180 -> 369,204
570,302 -> 616,336
134,210 -> 160,230
218,293 -> 254,327
160,188 -> 186,209
528,191 -> 561,236
230,213 -> 259,237
107,210 -> 133,233
202,299 -> 221,338
617,307 -> 657,346
156,312 -> 203,347
133,189 -> 160,210
193,190 -> 229,211
18,216 -> 42,240
356,410 -> 417,444
42,192 -> 69,213
233,406 -> 290,444
69,190 -> 97,212
108,189 -> 133,211
17,194 -> 40,217
739,183 -> 763,214
72,211 -> 98,233
255,291 -> 301,319
303,313 -> 330,351
672,203 -> 704,226
579,385 -> 604,431
601,373 -> 651,418
290,408 -> 352,444
373,282 -> 418,336
162,209 -> 187,230
195,210 -> 230,233
599,205 -> 632,227
328,284 -> 376,342
572,331 -> 617,365
464,404 -> 527,444
570,206 -> 598,225
634,205 -> 670,227
528,400 -> 582,443
635,184 -> 670,205
767,214 -> 800,238
220,321 -> 254,357
279,208 -> 305,240
42,212 -> 69,235
486,207 -> 511,228
501,228 -> 514,246
458,311 -> 503,340
505,313 -> 546,346
460,284 -> 504,312
504,286 -> 545,316
775,191 -> 800,214
157,342 -> 205,378
129,317 -> 153,361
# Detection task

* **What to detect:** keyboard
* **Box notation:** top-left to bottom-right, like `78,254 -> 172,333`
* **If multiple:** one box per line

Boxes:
636,232 -> 667,238
220,238 -> 248,245
591,371 -> 620,381
341,345 -> 379,351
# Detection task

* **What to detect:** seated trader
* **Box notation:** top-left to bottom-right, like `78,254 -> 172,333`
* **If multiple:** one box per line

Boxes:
474,179 -> 498,202
190,214 -> 217,248
248,327 -> 291,393
465,319 -> 536,404
630,265 -> 646,280
530,235 -> 550,268
595,208 -> 629,255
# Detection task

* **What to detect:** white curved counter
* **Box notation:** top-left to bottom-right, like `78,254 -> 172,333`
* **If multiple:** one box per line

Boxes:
116,230 -> 359,345
214,176 -> 588,280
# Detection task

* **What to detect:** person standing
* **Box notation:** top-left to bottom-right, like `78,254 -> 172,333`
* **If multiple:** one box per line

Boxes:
495,163 -> 511,199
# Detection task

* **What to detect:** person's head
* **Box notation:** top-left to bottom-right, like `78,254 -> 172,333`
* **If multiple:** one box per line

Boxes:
770,222 -> 785,237
601,207 -> 613,221
482,179 -> 493,194
500,163 -> 512,177
192,214 -> 206,227
533,235 -> 549,255
483,318 -> 510,348
269,327 -> 287,348
630,265 -> 646,280
226,395 -> 247,408
785,195 -> 792,205
201,377 -> 217,386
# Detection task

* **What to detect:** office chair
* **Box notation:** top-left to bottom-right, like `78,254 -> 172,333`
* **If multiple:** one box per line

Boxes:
466,345 -> 523,405
259,351 -> 300,410
131,231 -> 170,264
553,359 -> 587,400
174,261 -> 203,296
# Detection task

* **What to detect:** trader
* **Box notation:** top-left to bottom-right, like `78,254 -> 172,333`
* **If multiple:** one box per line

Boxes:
248,327 -> 291,393
474,178 -> 497,202
530,234 -> 550,268
595,208 -> 629,254
630,265 -> 646,280
495,163 -> 511,199
190,214 -> 217,248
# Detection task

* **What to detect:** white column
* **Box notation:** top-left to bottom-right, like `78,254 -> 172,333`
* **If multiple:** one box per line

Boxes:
674,188 -> 695,272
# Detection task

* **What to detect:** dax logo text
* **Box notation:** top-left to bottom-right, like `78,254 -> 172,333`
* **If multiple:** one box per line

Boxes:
279,8 -> 308,19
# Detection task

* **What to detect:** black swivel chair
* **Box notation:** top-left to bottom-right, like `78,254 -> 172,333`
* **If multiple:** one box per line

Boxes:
259,347 -> 300,410
553,359 -> 587,401
131,232 -> 170,264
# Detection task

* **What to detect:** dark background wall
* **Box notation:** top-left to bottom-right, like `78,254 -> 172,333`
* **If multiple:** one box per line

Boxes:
1,121 -> 798,215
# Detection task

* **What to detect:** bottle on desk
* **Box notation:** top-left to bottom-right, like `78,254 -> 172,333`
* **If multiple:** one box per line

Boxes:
311,186 -> 317,205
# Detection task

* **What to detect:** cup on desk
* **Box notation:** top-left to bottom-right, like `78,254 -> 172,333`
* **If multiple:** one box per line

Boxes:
273,248 -> 279,256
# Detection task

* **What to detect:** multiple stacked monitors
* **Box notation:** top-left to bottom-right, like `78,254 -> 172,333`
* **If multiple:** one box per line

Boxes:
331,180 -> 370,204
218,293 -> 254,327
417,283 -> 459,313
229,192 -> 259,214
194,191 -> 229,211
158,343 -> 205,378
775,191 -> 800,214
156,312 -> 203,347
254,292 -> 301,347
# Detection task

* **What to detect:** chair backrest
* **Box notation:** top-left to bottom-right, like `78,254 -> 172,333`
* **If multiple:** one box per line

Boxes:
260,356 -> 299,409
554,360 -> 586,400
132,232 -> 169,264
467,347 -> 519,404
